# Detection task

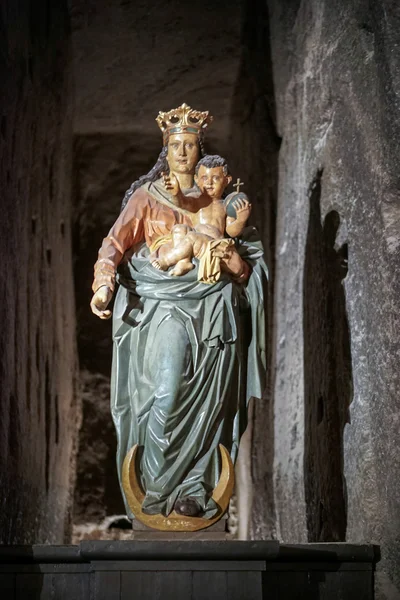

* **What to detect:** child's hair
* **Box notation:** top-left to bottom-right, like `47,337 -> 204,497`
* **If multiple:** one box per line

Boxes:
195,154 -> 230,176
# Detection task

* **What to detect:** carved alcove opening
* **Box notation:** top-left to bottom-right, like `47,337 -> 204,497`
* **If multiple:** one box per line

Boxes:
71,133 -> 163,536
229,0 -> 280,541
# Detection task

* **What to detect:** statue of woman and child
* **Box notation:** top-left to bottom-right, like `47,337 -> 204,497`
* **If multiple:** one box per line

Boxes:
90,104 -> 267,531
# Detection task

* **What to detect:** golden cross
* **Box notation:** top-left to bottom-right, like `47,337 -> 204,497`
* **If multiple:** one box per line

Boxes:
233,178 -> 244,193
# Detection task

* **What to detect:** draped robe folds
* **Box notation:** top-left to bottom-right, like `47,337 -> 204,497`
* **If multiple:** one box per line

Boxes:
93,179 -> 268,519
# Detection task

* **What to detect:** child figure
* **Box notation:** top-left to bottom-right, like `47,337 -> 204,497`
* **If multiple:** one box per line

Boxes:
150,155 -> 252,284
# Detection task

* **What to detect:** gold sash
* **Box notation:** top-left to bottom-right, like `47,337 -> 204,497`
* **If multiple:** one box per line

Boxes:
198,238 -> 234,284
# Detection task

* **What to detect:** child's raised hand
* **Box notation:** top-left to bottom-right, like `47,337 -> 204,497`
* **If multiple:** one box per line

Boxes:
162,172 -> 180,196
233,197 -> 252,221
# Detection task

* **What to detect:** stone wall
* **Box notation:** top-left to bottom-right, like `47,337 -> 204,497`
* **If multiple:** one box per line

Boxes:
0,0 -> 77,543
70,0 -> 242,156
264,0 -> 400,597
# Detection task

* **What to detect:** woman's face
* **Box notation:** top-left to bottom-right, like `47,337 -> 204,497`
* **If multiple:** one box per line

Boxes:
195,165 -> 231,199
167,133 -> 199,174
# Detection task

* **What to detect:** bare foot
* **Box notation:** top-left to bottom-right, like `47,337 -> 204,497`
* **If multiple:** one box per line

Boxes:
151,260 -> 162,270
170,260 -> 195,277
150,257 -> 169,271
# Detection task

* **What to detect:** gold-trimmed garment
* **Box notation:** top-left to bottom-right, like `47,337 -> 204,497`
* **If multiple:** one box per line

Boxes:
198,238 -> 234,284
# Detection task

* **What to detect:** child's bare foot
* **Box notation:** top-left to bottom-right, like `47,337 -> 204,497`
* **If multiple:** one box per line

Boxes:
170,259 -> 195,277
149,253 -> 169,271
151,259 -> 162,270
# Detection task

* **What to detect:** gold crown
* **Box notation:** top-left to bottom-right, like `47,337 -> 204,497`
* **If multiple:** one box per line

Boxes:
156,103 -> 213,143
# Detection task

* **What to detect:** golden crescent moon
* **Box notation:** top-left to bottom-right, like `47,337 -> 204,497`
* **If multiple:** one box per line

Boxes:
122,444 -> 235,531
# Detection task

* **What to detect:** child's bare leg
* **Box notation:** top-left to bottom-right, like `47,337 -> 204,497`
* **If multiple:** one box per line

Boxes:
150,239 -> 194,271
149,243 -> 172,270
170,259 -> 195,276
169,233 -> 210,276
191,234 -> 213,260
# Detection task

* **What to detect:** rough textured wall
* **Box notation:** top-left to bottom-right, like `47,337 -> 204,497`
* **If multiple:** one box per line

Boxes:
0,1 -> 77,543
70,0 -> 242,155
267,0 -> 400,597
72,370 -> 122,524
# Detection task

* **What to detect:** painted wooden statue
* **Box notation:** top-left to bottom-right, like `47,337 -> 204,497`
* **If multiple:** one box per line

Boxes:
90,104 -> 267,531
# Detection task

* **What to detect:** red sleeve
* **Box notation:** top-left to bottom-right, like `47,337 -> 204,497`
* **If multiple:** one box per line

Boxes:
92,188 -> 147,292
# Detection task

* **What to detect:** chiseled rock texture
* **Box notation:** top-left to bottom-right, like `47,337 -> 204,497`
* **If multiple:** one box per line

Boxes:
0,1 -> 78,543
72,370 -> 124,523
70,0 -> 242,156
264,0 -> 400,597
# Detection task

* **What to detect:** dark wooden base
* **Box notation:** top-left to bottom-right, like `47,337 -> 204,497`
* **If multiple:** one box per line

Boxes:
0,541 -> 377,599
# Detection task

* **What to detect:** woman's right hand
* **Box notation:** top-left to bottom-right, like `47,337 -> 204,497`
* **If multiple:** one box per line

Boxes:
162,171 -> 180,196
90,285 -> 113,319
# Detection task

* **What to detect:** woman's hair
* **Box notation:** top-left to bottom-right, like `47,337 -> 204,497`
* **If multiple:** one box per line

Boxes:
121,134 -> 206,211
121,146 -> 169,211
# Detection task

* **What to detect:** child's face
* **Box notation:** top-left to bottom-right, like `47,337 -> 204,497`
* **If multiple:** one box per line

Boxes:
195,166 -> 232,199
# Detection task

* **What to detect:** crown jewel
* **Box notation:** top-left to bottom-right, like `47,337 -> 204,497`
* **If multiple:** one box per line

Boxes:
156,103 -> 213,143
